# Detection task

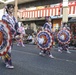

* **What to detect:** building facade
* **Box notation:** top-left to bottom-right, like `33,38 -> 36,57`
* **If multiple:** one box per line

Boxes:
17,0 -> 76,32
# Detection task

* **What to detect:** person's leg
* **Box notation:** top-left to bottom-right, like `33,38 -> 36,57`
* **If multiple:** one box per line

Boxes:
17,41 -> 20,46
58,43 -> 62,53
20,35 -> 25,47
58,46 -> 62,53
39,50 -> 43,55
43,50 -> 46,54
66,47 -> 71,53
65,45 -> 71,53
5,46 -> 14,69
15,35 -> 20,46
3,52 -> 14,69
48,50 -> 54,58
66,49 -> 71,53
39,50 -> 46,56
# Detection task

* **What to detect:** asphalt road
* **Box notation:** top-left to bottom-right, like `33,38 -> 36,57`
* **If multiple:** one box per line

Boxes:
0,44 -> 76,75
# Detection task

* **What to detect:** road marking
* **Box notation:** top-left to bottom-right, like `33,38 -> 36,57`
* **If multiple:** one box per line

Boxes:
13,49 -> 37,56
12,49 -> 76,64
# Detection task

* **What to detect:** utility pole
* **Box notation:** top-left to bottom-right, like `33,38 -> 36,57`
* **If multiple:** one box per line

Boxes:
62,0 -> 68,22
14,0 -> 18,20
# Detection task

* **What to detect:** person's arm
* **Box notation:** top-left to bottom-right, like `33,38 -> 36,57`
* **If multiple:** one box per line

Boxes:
15,22 -> 19,30
49,23 -> 52,32
2,15 -> 10,23
2,15 -> 15,32
67,27 -> 70,30
43,23 -> 47,29
13,16 -> 19,30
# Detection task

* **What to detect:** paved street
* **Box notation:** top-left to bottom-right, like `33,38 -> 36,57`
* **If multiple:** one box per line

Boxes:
0,44 -> 76,75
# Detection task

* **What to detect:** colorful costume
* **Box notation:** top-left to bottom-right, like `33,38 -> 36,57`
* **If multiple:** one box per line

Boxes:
16,25 -> 25,47
43,22 -> 52,32
37,17 -> 54,58
1,4 -> 18,69
57,24 -> 71,53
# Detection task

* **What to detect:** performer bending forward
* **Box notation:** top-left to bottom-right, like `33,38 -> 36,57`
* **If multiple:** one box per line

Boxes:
37,16 -> 54,58
58,22 -> 71,53
2,4 -> 19,69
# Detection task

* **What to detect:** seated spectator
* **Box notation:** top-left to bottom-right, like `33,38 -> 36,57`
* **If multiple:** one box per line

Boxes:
27,34 -> 33,42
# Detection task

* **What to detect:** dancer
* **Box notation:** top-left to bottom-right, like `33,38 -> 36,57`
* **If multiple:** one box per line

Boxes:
58,22 -> 71,53
38,16 -> 54,58
16,23 -> 25,47
2,4 -> 19,69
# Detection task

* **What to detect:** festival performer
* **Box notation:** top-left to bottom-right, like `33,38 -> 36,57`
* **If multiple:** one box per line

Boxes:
1,4 -> 19,69
37,16 -> 54,58
58,22 -> 71,53
16,23 -> 25,47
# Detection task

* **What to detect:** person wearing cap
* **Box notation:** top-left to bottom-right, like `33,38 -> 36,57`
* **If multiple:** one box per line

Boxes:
39,16 -> 54,58
1,4 -> 19,69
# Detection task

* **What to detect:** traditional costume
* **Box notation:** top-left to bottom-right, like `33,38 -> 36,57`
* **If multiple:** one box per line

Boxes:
57,23 -> 71,53
1,4 -> 18,69
16,23 -> 25,47
37,16 -> 54,58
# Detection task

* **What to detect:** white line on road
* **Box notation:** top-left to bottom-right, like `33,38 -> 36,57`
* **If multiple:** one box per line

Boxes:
12,49 -> 76,64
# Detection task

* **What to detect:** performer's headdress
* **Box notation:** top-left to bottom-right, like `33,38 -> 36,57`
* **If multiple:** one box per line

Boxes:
45,16 -> 51,22
62,22 -> 68,27
5,4 -> 14,13
6,4 -> 14,9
